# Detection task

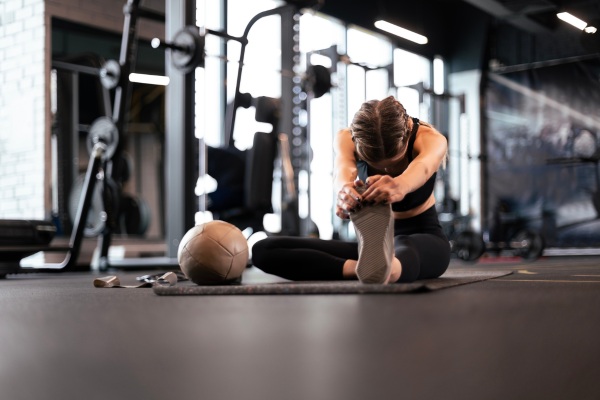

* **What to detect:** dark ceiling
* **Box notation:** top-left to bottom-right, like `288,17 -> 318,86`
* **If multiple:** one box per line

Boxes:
317,0 -> 600,35
310,0 -> 600,61
460,0 -> 600,33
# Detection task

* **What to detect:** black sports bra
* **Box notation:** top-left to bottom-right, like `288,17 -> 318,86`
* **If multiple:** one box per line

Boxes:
356,118 -> 437,212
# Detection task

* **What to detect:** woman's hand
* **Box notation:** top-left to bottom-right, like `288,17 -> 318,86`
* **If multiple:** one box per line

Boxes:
361,174 -> 409,205
335,179 -> 365,219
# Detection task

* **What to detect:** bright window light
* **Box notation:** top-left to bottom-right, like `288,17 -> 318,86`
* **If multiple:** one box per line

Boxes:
309,53 -> 332,69
129,73 -> 170,86
393,48 -> 430,88
433,56 -> 444,95
557,12 -> 587,30
374,20 -> 428,45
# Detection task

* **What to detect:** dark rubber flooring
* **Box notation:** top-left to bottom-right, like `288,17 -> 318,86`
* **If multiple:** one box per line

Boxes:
1,256 -> 599,400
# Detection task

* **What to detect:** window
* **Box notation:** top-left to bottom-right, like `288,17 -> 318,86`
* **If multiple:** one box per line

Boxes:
394,48 -> 431,119
226,0 -> 284,150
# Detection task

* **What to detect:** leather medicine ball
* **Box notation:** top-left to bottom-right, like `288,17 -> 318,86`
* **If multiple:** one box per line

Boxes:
177,220 -> 249,285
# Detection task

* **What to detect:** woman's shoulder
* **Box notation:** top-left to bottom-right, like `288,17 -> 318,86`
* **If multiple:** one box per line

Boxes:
334,128 -> 355,154
337,127 -> 352,136
416,121 -> 444,139
413,122 -> 447,152
335,128 -> 353,145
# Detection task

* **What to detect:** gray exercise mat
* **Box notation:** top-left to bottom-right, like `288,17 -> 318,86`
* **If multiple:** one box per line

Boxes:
153,269 -> 512,295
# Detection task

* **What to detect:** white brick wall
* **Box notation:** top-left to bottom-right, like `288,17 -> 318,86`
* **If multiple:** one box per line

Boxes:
0,0 -> 46,219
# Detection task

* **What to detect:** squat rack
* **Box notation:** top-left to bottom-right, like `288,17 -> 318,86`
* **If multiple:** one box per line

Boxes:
2,0 -> 321,275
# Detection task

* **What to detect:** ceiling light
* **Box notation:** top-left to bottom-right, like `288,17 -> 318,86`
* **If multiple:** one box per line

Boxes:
584,25 -> 597,34
557,12 -> 587,30
374,20 -> 428,45
129,73 -> 170,86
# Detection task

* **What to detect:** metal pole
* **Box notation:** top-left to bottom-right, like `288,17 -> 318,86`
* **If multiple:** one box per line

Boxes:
280,5 -> 302,236
165,0 -> 196,257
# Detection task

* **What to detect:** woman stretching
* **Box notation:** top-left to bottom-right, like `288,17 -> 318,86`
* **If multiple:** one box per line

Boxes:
251,95 -> 450,284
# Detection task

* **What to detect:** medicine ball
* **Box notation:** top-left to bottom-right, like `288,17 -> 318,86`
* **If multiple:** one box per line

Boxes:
177,220 -> 249,285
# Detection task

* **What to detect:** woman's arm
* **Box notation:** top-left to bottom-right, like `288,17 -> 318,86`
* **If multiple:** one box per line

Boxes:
362,125 -> 447,204
333,129 -> 363,218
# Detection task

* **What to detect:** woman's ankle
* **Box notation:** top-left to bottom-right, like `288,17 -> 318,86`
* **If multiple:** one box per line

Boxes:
342,259 -> 358,280
387,258 -> 402,283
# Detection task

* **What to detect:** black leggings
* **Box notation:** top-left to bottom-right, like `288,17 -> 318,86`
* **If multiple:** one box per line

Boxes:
251,206 -> 450,283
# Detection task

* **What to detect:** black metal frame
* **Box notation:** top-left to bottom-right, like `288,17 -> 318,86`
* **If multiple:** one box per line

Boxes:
0,142 -> 108,276
0,0 -> 182,274
2,0 -> 316,275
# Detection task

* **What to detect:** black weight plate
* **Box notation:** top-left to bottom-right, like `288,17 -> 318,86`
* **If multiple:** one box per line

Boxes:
171,26 -> 205,73
453,230 -> 485,262
305,64 -> 332,98
119,195 -> 150,235
68,174 -> 105,237
513,230 -> 545,261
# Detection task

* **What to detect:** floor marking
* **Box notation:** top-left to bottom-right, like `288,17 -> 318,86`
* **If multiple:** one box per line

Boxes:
517,270 -> 538,274
496,279 -> 600,283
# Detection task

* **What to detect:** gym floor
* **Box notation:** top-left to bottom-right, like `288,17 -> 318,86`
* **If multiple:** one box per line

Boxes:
1,256 -> 599,400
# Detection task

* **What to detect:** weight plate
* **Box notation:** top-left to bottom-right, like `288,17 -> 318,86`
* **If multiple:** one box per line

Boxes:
68,175 -> 121,237
593,191 -> 600,215
87,117 -> 119,161
513,230 -> 545,261
99,59 -> 121,90
119,195 -> 151,235
305,64 -> 332,98
102,177 -> 121,231
171,26 -> 205,73
453,230 -> 486,262
68,174 -> 105,237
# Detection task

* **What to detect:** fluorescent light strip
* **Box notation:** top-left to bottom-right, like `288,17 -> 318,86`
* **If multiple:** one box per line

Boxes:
557,12 -> 587,30
129,73 -> 170,86
374,20 -> 428,45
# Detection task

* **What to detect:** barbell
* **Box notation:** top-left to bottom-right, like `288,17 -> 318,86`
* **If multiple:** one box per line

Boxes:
83,27 -> 330,164
151,27 -> 207,74
151,26 -> 242,74
71,26 -> 230,89
451,229 -> 545,262
510,230 -> 545,261
150,25 -> 332,98
451,231 -> 486,262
